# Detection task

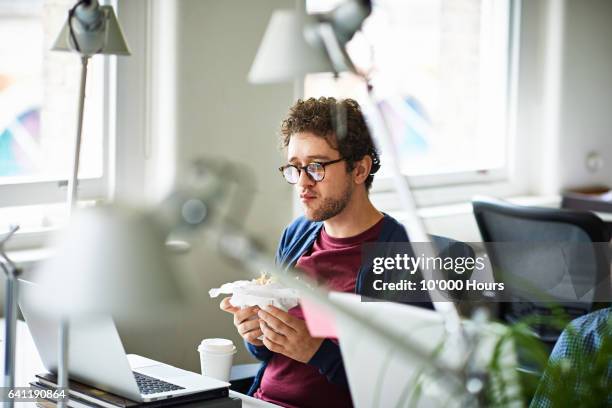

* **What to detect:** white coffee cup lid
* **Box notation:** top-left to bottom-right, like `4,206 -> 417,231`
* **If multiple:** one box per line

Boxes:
198,338 -> 236,353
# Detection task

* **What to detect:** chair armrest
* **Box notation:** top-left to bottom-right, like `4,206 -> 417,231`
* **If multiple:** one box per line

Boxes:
230,363 -> 260,382
229,363 -> 260,394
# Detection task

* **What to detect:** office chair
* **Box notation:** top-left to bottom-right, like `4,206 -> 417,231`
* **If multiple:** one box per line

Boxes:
472,197 -> 611,345
430,234 -> 476,303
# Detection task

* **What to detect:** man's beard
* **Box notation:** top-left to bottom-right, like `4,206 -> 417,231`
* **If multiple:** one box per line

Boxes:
306,182 -> 353,221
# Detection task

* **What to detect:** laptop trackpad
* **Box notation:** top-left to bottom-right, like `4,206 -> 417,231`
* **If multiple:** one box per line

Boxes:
137,364 -> 191,379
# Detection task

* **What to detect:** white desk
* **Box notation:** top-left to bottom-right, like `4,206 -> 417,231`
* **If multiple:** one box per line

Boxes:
1,320 -> 278,407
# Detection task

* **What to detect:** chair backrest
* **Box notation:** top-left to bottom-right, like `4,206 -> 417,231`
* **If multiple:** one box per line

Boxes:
472,197 -> 611,342
359,234 -> 475,306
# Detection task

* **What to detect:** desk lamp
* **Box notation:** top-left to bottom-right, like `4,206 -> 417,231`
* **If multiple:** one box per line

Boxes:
43,1 -> 130,405
51,0 -> 130,212
247,4 -> 336,85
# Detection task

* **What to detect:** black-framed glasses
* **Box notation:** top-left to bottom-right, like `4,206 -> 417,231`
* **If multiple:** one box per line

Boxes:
279,158 -> 345,184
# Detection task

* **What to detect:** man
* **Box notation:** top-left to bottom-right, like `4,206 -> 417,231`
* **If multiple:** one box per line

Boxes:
220,97 -> 422,408
530,307 -> 611,407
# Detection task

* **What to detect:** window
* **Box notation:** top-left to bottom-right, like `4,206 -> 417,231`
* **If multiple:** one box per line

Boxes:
0,0 -> 111,229
305,0 -> 518,192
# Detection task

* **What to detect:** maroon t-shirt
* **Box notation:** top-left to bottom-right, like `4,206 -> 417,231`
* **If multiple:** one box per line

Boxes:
254,218 -> 384,408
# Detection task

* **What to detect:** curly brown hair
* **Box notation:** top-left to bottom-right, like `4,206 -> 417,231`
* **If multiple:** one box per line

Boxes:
280,97 -> 381,190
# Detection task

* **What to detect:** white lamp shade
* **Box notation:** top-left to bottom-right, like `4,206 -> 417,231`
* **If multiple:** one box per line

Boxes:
248,9 -> 334,84
28,206 -> 182,321
52,5 -> 130,56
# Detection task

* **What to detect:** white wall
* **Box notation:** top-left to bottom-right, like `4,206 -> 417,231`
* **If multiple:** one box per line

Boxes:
556,0 -> 612,190
115,0 -> 294,371
518,0 -> 612,194
171,0 -> 295,367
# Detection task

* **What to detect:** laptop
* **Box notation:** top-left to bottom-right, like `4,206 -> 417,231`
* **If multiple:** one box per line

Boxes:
19,281 -> 230,403
327,292 -> 521,408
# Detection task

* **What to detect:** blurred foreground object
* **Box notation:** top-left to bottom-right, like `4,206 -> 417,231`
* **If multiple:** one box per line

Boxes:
49,1 -> 131,402
30,205 -> 183,319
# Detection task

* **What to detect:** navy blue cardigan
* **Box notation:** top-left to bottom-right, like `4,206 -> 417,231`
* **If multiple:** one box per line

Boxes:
245,213 -> 431,395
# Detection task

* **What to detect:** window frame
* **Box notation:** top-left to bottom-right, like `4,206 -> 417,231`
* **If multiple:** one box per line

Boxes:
0,2 -> 115,208
0,0 -> 150,252
304,0 -> 526,206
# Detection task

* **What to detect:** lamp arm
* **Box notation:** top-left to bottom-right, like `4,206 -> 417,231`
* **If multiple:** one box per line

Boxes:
57,320 -> 70,408
0,225 -> 20,253
310,22 -> 355,74
310,13 -> 466,340
360,88 -> 465,314
67,56 -> 90,214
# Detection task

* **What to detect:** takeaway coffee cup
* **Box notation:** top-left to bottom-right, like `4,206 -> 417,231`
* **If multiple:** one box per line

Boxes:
197,338 -> 236,382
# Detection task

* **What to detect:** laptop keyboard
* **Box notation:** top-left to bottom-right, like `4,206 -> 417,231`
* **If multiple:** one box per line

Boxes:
133,371 -> 185,395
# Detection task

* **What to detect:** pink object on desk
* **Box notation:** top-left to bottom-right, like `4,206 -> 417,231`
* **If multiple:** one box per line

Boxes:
300,298 -> 338,339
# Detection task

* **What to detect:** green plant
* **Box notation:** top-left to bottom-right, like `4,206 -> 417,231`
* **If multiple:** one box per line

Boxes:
487,308 -> 611,408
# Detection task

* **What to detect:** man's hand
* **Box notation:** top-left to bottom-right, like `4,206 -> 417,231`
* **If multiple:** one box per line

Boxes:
220,297 -> 263,346
258,306 -> 324,363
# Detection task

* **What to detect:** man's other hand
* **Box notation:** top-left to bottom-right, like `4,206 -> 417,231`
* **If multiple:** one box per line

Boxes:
258,305 -> 324,363
220,297 -> 263,346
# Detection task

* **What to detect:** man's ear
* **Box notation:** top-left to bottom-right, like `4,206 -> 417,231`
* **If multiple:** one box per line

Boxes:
353,155 -> 373,185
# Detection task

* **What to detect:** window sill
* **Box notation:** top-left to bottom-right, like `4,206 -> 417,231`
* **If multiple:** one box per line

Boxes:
8,247 -> 53,278
386,193 -> 559,227
0,201 -> 100,252
385,194 -> 562,242
415,194 -> 561,219
370,175 -> 532,210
